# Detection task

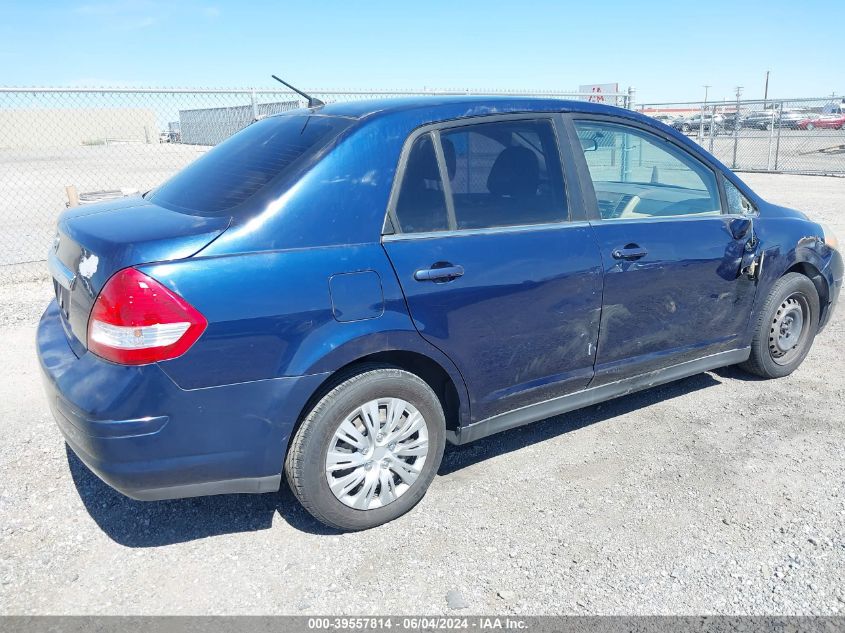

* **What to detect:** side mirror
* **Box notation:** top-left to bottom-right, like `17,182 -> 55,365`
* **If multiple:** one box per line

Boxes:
579,137 -> 598,152
729,216 -> 753,240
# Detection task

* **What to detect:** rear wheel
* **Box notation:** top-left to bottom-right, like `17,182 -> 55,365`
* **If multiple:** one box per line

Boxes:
739,273 -> 819,379
285,366 -> 446,531
807,123 -> 815,131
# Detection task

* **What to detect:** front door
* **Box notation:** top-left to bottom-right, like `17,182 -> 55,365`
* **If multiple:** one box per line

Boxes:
383,116 -> 604,422
570,118 -> 759,385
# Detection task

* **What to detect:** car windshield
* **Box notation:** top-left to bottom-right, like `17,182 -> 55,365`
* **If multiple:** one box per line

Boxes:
148,114 -> 353,216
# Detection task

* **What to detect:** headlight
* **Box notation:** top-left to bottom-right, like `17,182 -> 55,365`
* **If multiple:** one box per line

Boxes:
820,223 -> 839,250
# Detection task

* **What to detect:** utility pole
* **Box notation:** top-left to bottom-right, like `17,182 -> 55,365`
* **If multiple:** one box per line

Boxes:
732,86 -> 743,168
763,71 -> 770,106
699,85 -> 710,142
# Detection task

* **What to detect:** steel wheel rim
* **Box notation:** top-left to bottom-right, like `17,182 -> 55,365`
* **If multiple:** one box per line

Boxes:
769,293 -> 809,365
325,397 -> 429,510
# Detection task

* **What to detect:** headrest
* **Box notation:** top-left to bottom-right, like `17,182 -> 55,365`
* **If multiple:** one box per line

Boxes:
440,137 -> 456,180
487,146 -> 539,197
407,136 -> 457,181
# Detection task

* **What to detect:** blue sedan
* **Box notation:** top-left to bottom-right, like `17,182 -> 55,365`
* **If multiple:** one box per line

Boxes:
38,97 -> 842,530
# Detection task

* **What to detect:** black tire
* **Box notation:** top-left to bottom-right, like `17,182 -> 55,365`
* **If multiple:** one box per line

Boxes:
739,273 -> 820,379
681,123 -> 691,133
285,365 -> 446,531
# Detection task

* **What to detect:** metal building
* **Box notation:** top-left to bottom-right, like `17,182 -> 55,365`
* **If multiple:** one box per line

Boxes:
178,100 -> 299,145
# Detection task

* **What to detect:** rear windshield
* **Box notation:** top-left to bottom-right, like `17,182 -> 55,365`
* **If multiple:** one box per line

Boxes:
148,114 -> 353,215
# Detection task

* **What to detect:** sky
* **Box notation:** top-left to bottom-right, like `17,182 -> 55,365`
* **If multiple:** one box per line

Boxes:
1,0 -> 843,104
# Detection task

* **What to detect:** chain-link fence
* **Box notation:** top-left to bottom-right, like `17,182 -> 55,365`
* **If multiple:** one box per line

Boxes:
0,86 -> 631,282
4,87 -> 843,283
638,97 -> 845,176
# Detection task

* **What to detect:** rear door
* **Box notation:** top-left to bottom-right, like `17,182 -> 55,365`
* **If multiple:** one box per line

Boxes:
567,116 -> 759,385
382,115 -> 604,423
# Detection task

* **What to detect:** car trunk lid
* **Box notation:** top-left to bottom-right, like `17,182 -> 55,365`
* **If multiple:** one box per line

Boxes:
49,196 -> 229,350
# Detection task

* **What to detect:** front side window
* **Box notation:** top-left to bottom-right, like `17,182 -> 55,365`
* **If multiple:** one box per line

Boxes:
393,119 -> 568,233
574,121 -> 722,220
724,179 -> 756,215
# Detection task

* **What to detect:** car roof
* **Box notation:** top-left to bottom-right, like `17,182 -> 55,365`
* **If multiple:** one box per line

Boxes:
264,95 -> 745,186
274,95 -> 630,122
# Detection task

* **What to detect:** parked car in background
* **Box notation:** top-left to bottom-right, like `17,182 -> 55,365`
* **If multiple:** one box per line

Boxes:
672,113 -> 724,134
721,112 -> 743,131
649,113 -> 677,125
38,97 -> 842,531
821,100 -> 845,116
766,109 -> 817,130
158,130 -> 182,143
724,109 -> 815,131
729,110 -> 779,131
797,113 -> 845,130
746,110 -> 780,130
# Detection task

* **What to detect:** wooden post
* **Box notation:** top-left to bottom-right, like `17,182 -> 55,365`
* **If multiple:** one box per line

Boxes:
65,185 -> 80,207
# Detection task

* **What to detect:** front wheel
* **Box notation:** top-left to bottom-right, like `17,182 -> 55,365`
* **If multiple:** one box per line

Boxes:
285,366 -> 446,531
739,273 -> 820,379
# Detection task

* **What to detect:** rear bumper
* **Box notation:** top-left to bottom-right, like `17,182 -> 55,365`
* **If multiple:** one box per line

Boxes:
37,300 -> 328,501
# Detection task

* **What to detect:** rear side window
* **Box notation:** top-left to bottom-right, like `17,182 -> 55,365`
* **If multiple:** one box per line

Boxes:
394,133 -> 450,233
148,115 -> 352,215
393,119 -> 568,233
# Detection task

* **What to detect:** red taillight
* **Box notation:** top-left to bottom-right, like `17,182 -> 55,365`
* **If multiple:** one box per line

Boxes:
87,268 -> 207,365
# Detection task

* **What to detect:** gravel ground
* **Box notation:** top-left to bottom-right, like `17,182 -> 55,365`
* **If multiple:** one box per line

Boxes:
0,173 -> 843,615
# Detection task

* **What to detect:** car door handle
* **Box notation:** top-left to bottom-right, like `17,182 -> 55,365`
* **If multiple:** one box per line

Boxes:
611,246 -> 648,261
414,264 -> 465,282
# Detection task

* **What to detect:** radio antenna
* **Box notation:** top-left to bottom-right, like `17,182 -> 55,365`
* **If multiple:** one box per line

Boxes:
271,75 -> 325,108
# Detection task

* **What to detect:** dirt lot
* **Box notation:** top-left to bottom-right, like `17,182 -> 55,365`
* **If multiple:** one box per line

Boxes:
0,173 -> 843,615
694,129 -> 845,174
0,143 -> 209,273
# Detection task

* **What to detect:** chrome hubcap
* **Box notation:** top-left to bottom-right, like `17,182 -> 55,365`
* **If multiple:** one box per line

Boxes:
769,295 -> 807,364
325,397 -> 429,510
